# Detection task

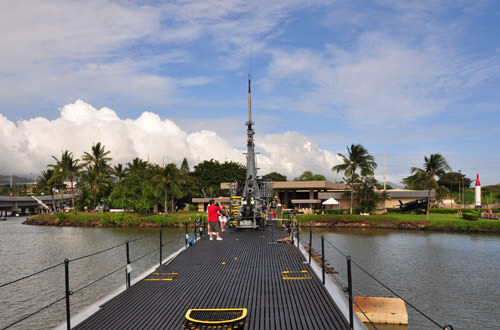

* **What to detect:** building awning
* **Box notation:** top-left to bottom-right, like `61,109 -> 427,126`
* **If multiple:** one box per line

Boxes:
291,199 -> 322,204
322,197 -> 339,205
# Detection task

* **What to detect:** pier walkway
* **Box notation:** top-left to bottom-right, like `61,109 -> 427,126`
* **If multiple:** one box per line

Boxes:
74,228 -> 350,330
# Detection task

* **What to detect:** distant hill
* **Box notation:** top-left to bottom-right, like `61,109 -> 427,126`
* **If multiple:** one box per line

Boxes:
0,175 -> 34,185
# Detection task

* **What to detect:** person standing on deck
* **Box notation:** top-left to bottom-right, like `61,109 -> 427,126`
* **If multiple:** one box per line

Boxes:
219,205 -> 228,232
207,199 -> 222,240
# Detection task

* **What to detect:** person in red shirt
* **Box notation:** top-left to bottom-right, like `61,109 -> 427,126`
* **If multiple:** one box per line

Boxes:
207,199 -> 222,240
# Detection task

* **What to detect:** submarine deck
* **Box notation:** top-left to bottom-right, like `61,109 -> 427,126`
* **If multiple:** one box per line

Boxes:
74,228 -> 350,329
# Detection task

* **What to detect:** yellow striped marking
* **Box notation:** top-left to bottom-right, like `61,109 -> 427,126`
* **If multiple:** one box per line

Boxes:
281,270 -> 312,280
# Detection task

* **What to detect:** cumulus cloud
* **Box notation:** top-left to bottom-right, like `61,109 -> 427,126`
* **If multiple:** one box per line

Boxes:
0,100 -> 340,180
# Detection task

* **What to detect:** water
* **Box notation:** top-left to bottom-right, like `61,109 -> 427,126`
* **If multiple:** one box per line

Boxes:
308,228 -> 500,330
0,217 -> 186,330
2,219 -> 499,330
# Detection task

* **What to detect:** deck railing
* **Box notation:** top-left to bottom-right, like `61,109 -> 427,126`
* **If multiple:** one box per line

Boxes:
285,218 -> 454,330
0,216 -> 206,330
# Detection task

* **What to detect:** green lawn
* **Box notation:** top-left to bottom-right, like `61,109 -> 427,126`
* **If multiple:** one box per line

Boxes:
28,211 -> 206,227
296,212 -> 500,232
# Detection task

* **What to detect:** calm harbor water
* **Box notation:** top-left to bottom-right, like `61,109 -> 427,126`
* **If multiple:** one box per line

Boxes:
1,218 -> 499,330
0,217 -> 186,330
308,228 -> 500,330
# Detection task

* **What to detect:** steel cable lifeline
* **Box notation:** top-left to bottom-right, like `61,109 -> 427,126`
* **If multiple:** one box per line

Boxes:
350,258 -> 452,330
130,247 -> 159,264
295,227 -> 380,328
72,265 -> 127,295
322,235 -> 453,330
1,296 -> 66,330
1,230 -> 164,330
0,261 -> 64,289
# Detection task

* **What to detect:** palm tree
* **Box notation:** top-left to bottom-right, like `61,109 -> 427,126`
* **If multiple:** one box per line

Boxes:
410,153 -> 451,220
112,163 -> 127,182
82,142 -> 112,210
50,150 -> 83,215
126,158 -> 148,172
332,144 -> 377,214
37,169 -> 57,212
159,163 -> 183,215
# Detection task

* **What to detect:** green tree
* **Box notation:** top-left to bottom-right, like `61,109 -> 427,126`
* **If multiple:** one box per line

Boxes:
82,142 -> 112,210
157,163 -> 183,214
109,161 -> 157,213
36,169 -> 58,212
263,172 -> 287,181
410,153 -> 451,220
180,158 -> 190,172
332,144 -> 377,215
294,171 -> 326,181
112,163 -> 127,182
50,150 -> 83,214
437,171 -> 471,193
192,160 -> 246,197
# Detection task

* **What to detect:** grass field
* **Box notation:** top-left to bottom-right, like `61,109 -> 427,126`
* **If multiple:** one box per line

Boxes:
296,212 -> 500,232
27,211 -> 206,227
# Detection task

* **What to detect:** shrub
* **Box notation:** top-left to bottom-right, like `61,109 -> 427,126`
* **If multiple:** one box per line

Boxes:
57,212 -> 66,222
188,204 -> 198,211
462,210 -> 480,221
323,209 -> 343,215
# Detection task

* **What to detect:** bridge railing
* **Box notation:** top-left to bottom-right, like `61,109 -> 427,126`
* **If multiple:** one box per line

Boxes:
0,216 -> 206,330
290,221 -> 454,330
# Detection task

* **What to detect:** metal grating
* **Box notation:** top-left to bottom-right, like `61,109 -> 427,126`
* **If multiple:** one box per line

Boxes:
74,230 -> 350,330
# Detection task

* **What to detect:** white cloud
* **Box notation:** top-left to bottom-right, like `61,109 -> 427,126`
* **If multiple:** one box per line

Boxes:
262,33 -> 500,126
0,100 -> 340,180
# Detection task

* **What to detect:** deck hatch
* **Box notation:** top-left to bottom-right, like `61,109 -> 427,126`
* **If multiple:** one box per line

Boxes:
281,270 -> 312,280
144,272 -> 178,281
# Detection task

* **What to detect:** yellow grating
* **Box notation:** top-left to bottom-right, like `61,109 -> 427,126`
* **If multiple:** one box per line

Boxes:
281,270 -> 312,280
144,272 -> 178,281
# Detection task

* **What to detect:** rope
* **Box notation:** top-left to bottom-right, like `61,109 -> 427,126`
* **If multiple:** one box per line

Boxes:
128,232 -> 156,243
351,296 -> 379,330
72,265 -> 126,295
69,241 -> 126,262
324,237 -> 449,329
0,261 -> 64,289
130,247 -> 158,264
1,296 -> 65,330
324,238 -> 348,258
350,259 -> 445,329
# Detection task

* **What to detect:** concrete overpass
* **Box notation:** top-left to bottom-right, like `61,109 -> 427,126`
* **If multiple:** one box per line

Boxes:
0,194 -> 73,216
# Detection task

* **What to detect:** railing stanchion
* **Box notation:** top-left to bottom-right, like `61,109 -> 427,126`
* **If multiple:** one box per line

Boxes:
296,222 -> 300,247
64,259 -> 71,330
126,241 -> 131,288
194,219 -> 197,241
309,228 -> 312,264
159,228 -> 163,265
185,222 -> 188,247
347,256 -> 354,330
321,235 -> 325,284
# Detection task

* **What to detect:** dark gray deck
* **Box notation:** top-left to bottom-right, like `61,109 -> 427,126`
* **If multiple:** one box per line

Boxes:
74,229 -> 349,329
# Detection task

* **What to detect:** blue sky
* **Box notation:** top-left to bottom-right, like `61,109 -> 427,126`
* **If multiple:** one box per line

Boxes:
1,0 -> 499,185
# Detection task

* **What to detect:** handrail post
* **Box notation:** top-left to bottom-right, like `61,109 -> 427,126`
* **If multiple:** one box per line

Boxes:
194,219 -> 197,241
185,222 -> 188,247
308,228 -> 312,264
64,259 -> 71,330
296,222 -> 300,247
199,216 -> 204,237
159,228 -> 163,266
347,256 -> 354,329
126,241 -> 131,288
321,235 -> 325,284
